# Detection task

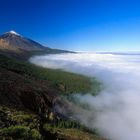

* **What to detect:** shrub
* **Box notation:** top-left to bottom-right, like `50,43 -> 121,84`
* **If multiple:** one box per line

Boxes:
0,125 -> 41,140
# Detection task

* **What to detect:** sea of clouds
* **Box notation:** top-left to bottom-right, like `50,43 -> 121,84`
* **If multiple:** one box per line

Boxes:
30,53 -> 140,140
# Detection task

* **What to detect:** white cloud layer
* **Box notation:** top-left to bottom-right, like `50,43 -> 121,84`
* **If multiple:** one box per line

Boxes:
30,53 -> 140,140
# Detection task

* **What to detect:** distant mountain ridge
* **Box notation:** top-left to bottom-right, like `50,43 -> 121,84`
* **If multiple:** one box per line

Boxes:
0,31 -> 71,59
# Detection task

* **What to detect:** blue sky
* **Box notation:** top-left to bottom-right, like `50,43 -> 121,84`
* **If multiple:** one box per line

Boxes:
0,0 -> 140,51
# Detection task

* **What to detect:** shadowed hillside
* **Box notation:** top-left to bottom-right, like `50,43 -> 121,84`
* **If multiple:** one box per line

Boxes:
0,54 -> 104,140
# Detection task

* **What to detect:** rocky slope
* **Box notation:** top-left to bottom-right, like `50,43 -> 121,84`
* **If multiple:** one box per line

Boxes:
0,31 -> 71,60
0,31 -> 46,51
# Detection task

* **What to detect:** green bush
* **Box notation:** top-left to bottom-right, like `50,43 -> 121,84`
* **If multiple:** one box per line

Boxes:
30,129 -> 42,140
0,125 -> 41,140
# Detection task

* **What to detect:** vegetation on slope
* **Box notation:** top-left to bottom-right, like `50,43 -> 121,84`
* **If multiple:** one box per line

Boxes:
0,106 -> 104,140
0,54 -> 99,95
0,54 -> 103,140
0,106 -> 41,140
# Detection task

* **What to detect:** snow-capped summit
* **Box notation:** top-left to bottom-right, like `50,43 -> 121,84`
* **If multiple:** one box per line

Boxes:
0,30 -> 47,51
7,30 -> 21,36
0,30 -> 69,56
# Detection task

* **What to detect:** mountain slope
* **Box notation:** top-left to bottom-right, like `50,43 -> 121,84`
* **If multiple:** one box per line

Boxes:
0,31 -> 71,59
0,31 -> 46,51
0,54 -> 105,140
0,32 -> 104,139
0,54 -> 92,109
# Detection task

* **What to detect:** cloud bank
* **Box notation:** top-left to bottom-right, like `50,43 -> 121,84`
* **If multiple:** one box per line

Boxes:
30,53 -> 140,140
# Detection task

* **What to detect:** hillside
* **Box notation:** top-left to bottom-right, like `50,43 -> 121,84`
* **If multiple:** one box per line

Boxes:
0,54 -> 104,140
